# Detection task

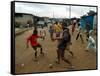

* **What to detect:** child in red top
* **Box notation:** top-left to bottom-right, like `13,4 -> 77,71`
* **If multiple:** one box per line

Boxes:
27,27 -> 44,59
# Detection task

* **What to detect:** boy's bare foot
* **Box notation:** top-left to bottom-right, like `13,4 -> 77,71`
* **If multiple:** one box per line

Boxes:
40,52 -> 45,56
55,60 -> 60,64
68,65 -> 75,69
85,49 -> 89,52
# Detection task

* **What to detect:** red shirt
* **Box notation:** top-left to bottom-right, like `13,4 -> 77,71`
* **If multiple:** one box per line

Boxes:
27,34 -> 40,46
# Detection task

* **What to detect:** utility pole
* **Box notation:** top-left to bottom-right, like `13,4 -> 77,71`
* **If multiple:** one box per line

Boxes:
69,5 -> 71,19
69,5 -> 71,25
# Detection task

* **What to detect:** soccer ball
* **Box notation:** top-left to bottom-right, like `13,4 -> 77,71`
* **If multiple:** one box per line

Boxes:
21,63 -> 24,67
49,64 -> 53,68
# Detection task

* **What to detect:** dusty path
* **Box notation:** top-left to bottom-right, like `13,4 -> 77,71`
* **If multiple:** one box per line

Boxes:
15,26 -> 97,74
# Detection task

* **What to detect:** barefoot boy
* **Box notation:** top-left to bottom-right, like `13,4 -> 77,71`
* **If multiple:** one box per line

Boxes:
27,27 -> 44,59
54,24 -> 74,67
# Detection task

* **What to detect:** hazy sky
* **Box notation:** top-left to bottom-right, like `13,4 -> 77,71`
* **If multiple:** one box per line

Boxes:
15,2 -> 97,18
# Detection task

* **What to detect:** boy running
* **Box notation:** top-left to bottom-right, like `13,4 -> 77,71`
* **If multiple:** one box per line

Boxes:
54,25 -> 74,68
76,21 -> 84,43
26,27 -> 44,59
72,20 -> 76,35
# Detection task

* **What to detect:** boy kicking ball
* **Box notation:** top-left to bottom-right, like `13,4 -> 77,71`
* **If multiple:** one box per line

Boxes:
26,27 -> 44,61
53,25 -> 74,69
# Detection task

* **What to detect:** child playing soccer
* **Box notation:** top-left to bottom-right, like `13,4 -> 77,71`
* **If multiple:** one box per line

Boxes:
54,25 -> 74,68
26,27 -> 44,60
39,26 -> 46,40
72,20 -> 76,35
62,21 -> 74,57
85,30 -> 96,52
49,25 -> 55,41
76,21 -> 84,43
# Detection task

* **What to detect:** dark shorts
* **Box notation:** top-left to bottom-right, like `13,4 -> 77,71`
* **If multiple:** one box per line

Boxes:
57,46 -> 65,57
32,44 -> 41,50
57,42 -> 66,51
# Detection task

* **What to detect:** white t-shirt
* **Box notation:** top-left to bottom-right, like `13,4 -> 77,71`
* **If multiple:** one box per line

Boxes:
87,36 -> 96,50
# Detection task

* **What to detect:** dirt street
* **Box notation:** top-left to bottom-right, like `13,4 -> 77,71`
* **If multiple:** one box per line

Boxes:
15,26 -> 97,74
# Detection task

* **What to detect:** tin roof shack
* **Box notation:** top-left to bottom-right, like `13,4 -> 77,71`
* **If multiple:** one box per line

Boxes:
80,11 -> 97,31
15,13 -> 34,28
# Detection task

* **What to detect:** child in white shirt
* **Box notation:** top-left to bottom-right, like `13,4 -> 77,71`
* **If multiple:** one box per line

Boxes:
85,30 -> 96,52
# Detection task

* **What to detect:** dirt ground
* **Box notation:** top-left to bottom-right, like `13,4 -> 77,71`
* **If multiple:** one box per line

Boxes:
15,25 -> 97,74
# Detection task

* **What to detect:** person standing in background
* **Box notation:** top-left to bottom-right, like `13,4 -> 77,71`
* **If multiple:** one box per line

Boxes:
40,26 -> 46,40
86,22 -> 91,41
76,21 -> 84,43
49,25 -> 55,41
72,20 -> 76,35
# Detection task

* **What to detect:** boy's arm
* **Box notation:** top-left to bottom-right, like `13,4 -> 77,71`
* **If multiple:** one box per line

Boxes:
53,32 -> 63,40
26,36 -> 31,48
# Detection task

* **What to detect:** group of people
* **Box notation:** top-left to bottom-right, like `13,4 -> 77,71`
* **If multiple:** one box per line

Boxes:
26,20 -> 96,68
71,20 -> 96,52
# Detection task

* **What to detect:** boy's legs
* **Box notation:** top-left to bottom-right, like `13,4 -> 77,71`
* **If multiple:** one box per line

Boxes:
42,36 -> 45,40
76,32 -> 80,40
56,43 -> 63,64
42,34 -> 45,40
66,44 -> 74,57
56,49 -> 61,64
32,44 -> 44,60
37,44 -> 44,55
56,40 -> 62,64
85,43 -> 90,52
68,50 -> 74,57
80,34 -> 84,43
32,46 -> 38,58
50,33 -> 53,40
61,49 -> 72,66
86,32 -> 89,41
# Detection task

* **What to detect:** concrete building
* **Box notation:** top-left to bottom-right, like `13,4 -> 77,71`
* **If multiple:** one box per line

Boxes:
15,13 -> 34,27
